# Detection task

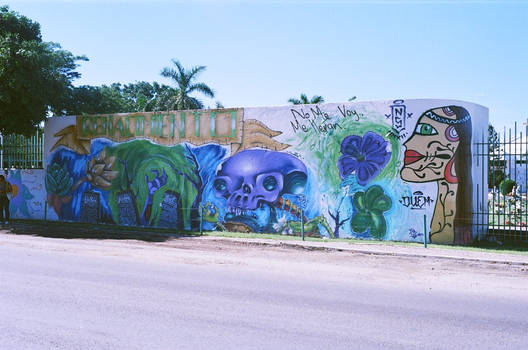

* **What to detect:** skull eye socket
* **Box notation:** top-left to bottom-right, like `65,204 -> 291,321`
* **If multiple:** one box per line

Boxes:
214,179 -> 227,192
263,176 -> 277,191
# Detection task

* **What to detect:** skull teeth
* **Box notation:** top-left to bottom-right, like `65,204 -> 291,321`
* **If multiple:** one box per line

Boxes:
225,206 -> 261,219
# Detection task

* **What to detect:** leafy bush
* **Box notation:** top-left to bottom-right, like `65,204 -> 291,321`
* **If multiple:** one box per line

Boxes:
499,179 -> 516,195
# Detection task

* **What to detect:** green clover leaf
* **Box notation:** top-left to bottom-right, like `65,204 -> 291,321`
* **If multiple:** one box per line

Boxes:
351,185 -> 392,239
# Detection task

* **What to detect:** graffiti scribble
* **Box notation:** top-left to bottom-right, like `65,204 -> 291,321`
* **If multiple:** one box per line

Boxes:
399,191 -> 434,210
385,99 -> 412,136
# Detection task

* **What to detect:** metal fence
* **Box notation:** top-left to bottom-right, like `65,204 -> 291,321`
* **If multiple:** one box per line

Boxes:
474,122 -> 528,242
0,130 -> 44,169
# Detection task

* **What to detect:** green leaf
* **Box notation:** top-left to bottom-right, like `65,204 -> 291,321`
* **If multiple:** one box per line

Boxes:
371,195 -> 392,212
353,191 -> 366,210
350,185 -> 392,238
368,212 -> 387,239
365,185 -> 384,208
45,162 -> 72,196
351,212 -> 371,233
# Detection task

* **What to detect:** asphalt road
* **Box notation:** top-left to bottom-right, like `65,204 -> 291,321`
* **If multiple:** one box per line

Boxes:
1,233 -> 527,350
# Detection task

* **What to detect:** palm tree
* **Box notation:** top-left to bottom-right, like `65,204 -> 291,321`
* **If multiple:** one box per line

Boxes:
288,93 -> 325,105
160,59 -> 215,110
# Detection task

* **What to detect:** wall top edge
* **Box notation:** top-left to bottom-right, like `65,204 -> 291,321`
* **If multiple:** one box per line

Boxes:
45,98 -> 488,121
244,98 -> 488,111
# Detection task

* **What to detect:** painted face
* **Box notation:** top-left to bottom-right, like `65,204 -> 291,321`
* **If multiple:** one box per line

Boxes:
401,108 -> 459,183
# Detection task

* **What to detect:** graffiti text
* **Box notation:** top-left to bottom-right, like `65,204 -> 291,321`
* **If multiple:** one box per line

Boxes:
290,107 -> 342,134
399,191 -> 434,210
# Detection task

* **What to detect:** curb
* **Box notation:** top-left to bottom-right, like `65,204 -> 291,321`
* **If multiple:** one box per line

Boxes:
200,236 -> 528,267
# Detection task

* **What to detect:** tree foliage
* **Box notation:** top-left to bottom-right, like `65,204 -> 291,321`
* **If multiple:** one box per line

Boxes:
0,6 -> 86,135
488,123 -> 505,188
488,124 -> 500,153
489,169 -> 505,189
499,178 -> 516,195
160,59 -> 215,110
60,84 -> 124,115
59,82 -> 179,115
121,81 -> 179,112
288,93 -> 325,105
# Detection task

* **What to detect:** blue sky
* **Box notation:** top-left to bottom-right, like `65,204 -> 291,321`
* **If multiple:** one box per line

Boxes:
7,0 -> 528,131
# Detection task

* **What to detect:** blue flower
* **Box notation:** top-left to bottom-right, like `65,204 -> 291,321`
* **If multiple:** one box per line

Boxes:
338,131 -> 391,186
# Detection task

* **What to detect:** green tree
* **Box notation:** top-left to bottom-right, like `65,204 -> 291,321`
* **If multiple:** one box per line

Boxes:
60,81 -> 180,115
122,81 -> 178,112
489,124 -> 500,154
61,84 -> 127,115
160,59 -> 215,110
488,124 -> 505,188
0,6 -> 86,135
489,169 -> 505,189
499,178 -> 516,195
288,93 -> 325,105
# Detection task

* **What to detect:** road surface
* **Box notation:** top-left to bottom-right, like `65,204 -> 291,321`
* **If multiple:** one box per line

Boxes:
1,232 -> 527,349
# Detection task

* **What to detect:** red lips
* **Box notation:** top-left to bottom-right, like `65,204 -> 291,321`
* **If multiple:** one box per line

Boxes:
404,150 -> 424,165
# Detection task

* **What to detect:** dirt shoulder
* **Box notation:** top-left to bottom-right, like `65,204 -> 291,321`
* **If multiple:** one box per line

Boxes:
3,220 -> 528,266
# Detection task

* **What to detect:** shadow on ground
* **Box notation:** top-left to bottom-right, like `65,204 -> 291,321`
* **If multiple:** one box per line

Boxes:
472,239 -> 528,253
3,220 -> 528,254
1,220 -> 199,243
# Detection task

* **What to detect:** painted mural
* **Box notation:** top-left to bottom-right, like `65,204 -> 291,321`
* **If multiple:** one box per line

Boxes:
6,169 -> 47,220
43,100 -> 488,245
400,106 -> 473,244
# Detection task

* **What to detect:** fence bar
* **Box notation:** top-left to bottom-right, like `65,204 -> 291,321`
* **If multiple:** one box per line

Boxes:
199,204 -> 203,235
0,131 -> 44,169
481,129 -> 485,240
423,214 -> 427,248
509,127 -> 512,238
514,122 -> 517,241
525,123 -> 527,238
301,209 -> 305,241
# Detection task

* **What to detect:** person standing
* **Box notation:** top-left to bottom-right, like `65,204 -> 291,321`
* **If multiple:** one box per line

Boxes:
0,175 -> 12,224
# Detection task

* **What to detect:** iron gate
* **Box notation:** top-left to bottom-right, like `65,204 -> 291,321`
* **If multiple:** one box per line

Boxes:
474,122 -> 528,242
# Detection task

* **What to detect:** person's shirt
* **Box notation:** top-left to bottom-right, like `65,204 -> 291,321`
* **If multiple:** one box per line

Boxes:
0,181 -> 10,198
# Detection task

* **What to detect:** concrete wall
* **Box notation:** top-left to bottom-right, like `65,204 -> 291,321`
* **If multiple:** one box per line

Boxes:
43,99 -> 488,244
6,169 -> 47,220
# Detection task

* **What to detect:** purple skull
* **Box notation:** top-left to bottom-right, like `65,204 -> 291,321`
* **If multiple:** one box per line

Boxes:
213,150 -> 308,211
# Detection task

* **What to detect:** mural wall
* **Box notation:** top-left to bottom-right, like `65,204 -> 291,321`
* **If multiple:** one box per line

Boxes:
43,99 -> 488,244
6,169 -> 47,220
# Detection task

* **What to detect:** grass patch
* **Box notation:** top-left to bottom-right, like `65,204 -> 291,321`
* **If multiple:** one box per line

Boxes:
201,230 -> 352,243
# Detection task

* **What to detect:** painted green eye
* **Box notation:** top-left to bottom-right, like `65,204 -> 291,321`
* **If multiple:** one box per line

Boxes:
415,123 -> 438,135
